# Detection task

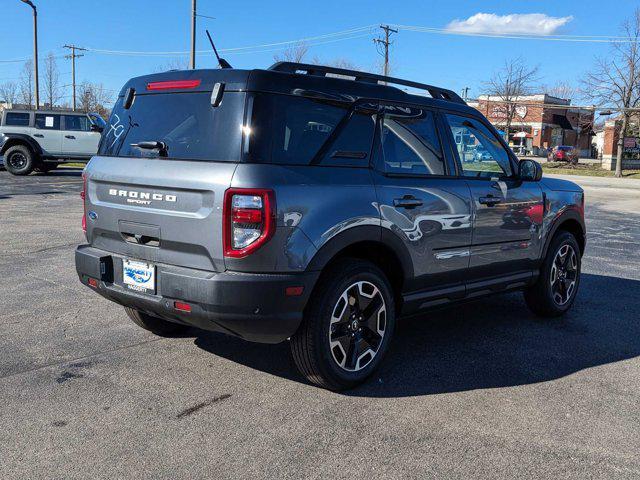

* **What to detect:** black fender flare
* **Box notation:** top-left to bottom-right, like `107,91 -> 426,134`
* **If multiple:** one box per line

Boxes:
0,133 -> 42,156
305,225 -> 415,283
541,208 -> 586,259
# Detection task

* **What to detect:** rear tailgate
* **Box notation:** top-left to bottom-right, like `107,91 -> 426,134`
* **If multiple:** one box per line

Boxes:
85,156 -> 236,271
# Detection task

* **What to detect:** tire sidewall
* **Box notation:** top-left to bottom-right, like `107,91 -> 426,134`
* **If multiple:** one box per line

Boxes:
541,232 -> 581,313
4,146 -> 35,175
310,263 -> 396,386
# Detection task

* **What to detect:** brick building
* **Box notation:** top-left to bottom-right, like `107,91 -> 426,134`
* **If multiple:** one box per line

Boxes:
469,94 -> 595,157
599,117 -> 640,170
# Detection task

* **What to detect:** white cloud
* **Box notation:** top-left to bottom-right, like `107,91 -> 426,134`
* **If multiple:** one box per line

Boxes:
446,13 -> 573,35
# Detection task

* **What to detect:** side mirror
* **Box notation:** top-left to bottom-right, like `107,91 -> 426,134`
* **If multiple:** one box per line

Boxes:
90,124 -> 103,133
519,159 -> 542,181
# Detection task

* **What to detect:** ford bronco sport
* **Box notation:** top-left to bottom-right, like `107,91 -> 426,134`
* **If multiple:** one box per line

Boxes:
0,109 -> 105,175
76,63 -> 585,390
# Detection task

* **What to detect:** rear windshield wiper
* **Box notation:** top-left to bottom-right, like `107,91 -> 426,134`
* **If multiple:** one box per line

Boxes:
131,141 -> 168,157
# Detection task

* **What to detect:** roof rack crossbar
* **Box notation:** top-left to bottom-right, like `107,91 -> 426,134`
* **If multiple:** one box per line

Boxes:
269,62 -> 466,104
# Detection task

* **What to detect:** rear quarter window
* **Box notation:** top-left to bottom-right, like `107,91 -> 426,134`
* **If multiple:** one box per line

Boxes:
5,112 -> 30,127
99,91 -> 245,162
245,93 -> 374,167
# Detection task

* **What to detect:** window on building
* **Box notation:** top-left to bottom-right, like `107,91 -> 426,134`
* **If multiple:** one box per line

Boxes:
5,112 -> 30,126
380,106 -> 444,175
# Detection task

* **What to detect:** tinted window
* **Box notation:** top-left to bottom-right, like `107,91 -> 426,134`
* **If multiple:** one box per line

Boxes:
318,107 -> 376,167
246,93 -> 350,165
35,114 -> 61,130
5,112 -> 30,126
380,107 -> 444,175
99,91 -> 245,162
444,113 -> 513,178
64,115 -> 90,131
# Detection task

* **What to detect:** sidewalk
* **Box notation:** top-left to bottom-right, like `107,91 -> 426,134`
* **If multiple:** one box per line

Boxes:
545,173 -> 640,190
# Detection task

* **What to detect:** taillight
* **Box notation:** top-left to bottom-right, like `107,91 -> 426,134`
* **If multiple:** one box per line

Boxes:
81,173 -> 87,233
223,188 -> 275,258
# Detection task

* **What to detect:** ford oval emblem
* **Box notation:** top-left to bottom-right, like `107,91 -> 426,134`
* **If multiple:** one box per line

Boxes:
88,211 -> 98,221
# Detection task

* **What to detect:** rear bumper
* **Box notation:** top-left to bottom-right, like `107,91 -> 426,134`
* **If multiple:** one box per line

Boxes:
75,245 -> 319,343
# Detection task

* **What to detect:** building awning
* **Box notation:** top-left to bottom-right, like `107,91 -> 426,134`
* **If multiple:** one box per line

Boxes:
552,114 -> 574,130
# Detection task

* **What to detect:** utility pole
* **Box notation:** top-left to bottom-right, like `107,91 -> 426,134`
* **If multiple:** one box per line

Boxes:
20,0 -> 39,109
190,0 -> 197,69
373,24 -> 398,78
63,45 -> 86,111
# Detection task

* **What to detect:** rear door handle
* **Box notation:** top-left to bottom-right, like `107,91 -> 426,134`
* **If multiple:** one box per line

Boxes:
65,135 -> 76,139
479,195 -> 502,206
33,134 -> 44,138
393,196 -> 423,209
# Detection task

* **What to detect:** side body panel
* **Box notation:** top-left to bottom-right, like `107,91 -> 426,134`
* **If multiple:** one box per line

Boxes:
227,163 -> 378,273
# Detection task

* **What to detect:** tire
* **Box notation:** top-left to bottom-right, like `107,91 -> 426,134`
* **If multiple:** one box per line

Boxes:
124,307 -> 189,336
524,231 -> 581,317
3,145 -> 35,175
290,259 -> 396,391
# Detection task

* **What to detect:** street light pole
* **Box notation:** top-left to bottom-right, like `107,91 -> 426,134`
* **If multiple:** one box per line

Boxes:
190,0 -> 196,69
20,0 -> 39,109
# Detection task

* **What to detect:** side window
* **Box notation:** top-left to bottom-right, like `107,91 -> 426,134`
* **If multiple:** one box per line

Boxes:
318,107 -> 376,167
64,115 -> 90,131
380,106 -> 445,175
246,93 -> 349,165
5,112 -> 30,126
35,114 -> 61,130
444,113 -> 513,178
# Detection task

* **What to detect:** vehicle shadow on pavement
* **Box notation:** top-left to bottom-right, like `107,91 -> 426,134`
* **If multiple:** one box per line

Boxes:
193,273 -> 640,396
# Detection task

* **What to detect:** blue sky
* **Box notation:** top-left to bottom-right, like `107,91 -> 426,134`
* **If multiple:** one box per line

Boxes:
0,0 -> 632,106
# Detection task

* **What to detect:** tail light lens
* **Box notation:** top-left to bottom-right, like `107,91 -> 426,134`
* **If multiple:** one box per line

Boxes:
81,173 -> 87,233
223,188 -> 275,258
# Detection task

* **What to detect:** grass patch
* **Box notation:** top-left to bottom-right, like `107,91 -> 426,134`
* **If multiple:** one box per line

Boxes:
542,162 -> 640,179
59,162 -> 86,169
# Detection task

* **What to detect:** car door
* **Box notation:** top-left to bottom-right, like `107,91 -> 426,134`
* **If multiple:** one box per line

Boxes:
372,103 -> 473,309
62,114 -> 100,156
441,112 -> 544,281
33,113 -> 63,155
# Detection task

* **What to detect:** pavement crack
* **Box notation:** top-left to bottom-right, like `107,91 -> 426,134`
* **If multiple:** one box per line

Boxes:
0,337 -> 166,381
176,394 -> 232,418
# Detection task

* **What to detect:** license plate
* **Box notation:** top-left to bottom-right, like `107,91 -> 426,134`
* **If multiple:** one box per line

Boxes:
122,259 -> 156,294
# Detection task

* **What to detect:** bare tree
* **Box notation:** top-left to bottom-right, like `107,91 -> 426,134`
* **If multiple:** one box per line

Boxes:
156,57 -> 190,72
0,81 -> 19,104
546,81 -> 579,101
273,42 -> 309,63
583,8 -> 640,177
77,81 -> 113,118
484,58 -> 539,140
18,61 -> 34,109
43,52 -> 62,108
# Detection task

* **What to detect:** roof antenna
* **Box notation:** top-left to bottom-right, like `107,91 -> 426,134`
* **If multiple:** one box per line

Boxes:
206,30 -> 232,69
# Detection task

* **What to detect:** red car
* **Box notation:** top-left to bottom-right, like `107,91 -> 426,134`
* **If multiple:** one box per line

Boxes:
548,146 -> 578,164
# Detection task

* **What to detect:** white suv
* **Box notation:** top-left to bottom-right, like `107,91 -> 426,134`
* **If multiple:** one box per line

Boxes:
0,109 -> 105,175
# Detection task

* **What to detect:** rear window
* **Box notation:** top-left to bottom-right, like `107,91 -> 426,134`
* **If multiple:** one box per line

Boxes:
245,93 -> 374,166
98,91 -> 245,162
5,112 -> 30,126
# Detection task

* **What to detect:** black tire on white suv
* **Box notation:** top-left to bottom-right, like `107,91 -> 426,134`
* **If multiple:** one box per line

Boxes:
3,144 -> 36,175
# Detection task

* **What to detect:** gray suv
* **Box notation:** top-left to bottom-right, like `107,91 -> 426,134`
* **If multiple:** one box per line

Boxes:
75,63 -> 586,390
0,109 -> 105,175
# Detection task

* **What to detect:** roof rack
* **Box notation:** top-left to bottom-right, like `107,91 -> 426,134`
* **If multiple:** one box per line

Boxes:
269,62 -> 466,105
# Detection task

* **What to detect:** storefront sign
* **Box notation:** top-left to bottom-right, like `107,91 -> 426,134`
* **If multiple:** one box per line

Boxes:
623,137 -> 640,154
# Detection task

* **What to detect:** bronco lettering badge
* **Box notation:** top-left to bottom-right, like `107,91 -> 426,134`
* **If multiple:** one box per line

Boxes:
108,188 -> 177,206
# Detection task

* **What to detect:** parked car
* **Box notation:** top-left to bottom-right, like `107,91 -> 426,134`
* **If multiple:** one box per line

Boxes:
0,109 -> 105,175
473,146 -> 493,162
548,145 -> 578,164
75,63 -> 586,390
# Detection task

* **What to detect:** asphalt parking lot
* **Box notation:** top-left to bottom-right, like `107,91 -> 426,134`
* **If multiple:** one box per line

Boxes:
1,169 -> 639,479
